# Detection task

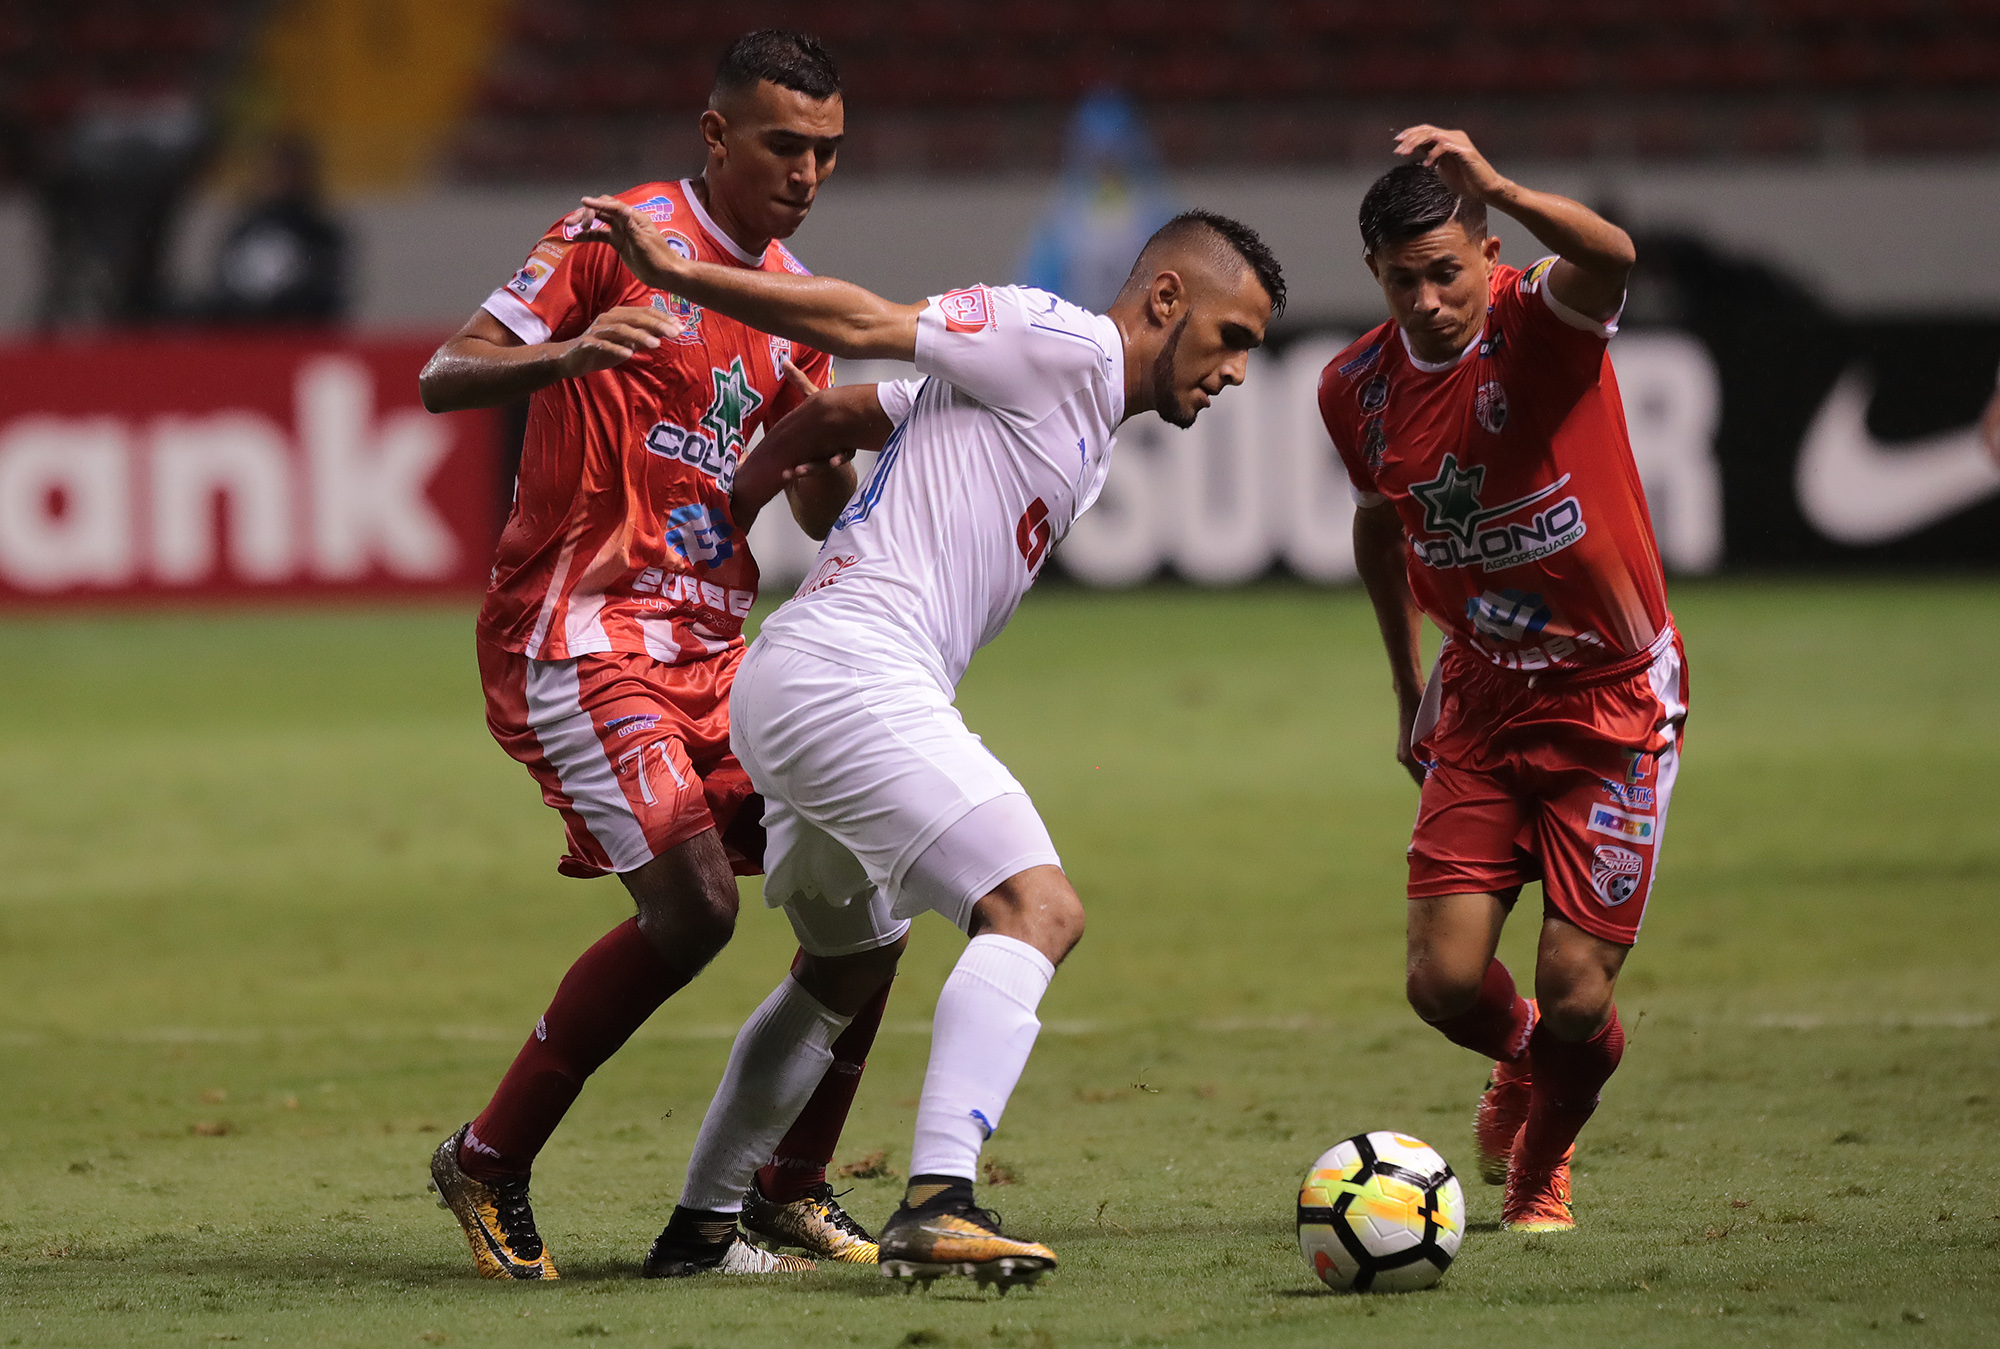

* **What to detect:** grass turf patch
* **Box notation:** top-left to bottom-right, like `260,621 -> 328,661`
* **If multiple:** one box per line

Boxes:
1,578 -> 1997,1346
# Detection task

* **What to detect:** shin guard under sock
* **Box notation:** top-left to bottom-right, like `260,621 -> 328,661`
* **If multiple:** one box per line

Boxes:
1517,1008 -> 1627,1170
1427,959 -> 1536,1063
759,970 -> 893,1203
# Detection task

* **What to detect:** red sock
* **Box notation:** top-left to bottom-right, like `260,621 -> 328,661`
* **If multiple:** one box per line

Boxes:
756,968 -> 893,1204
1427,959 -> 1536,1063
460,918 -> 688,1180
1517,1007 -> 1626,1171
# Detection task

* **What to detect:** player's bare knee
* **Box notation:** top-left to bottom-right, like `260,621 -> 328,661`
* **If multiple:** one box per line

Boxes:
970,870 -> 1085,966
1405,965 -> 1481,1023
1537,984 -> 1614,1042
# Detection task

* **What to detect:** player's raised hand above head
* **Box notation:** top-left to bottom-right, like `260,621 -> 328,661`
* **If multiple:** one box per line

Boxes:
556,305 -> 684,378
570,196 -> 688,293
1394,126 -> 1511,204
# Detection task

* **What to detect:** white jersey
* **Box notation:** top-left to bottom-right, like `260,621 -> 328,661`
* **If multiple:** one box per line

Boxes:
756,284 -> 1125,691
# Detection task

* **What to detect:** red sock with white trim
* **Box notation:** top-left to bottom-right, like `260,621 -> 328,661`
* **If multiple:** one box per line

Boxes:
460,917 -> 686,1180
1516,1008 -> 1626,1171
757,971 -> 893,1204
1427,959 -> 1536,1063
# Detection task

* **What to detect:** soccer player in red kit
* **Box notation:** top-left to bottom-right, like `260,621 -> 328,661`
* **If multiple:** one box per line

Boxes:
1320,128 -> 1688,1232
416,32 -> 902,1278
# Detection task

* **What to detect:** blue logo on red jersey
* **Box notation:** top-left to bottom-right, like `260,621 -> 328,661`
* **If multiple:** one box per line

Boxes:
663,503 -> 734,566
635,195 -> 675,223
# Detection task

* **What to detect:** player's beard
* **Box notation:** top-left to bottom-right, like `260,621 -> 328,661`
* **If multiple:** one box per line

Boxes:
1150,314 -> 1196,429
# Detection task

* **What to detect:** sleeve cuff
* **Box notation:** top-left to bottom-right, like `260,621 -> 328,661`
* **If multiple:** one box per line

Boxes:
482,289 -> 552,346
1537,263 -> 1623,339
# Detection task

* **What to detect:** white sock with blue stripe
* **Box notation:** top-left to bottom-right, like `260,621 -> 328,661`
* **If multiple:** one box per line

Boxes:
909,934 -> 1055,1182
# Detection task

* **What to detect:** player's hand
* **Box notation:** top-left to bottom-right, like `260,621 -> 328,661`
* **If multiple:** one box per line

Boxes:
1393,125 -> 1511,204
1982,387 -> 2000,468
1394,689 -> 1428,787
569,196 -> 685,291
770,358 -> 856,482
555,305 -> 682,378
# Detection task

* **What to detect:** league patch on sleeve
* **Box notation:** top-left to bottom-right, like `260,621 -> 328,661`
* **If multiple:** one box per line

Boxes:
1517,256 -> 1556,294
505,242 -> 567,300
938,286 -> 995,334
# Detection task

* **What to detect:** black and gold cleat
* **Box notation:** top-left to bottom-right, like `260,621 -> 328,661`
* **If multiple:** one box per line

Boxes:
741,1180 -> 879,1264
876,1177 -> 1054,1295
428,1124 -> 559,1280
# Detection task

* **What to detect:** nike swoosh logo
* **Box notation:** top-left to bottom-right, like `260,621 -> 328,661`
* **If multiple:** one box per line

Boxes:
1797,367 -> 2000,545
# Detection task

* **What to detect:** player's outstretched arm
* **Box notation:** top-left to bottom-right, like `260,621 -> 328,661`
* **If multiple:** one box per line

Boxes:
1353,500 -> 1429,787
571,196 -> 924,362
419,305 -> 683,412
732,378 -> 891,536
1395,125 -> 1635,324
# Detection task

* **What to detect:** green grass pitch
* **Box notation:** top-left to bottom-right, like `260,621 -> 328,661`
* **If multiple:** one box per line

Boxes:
2,579 -> 1997,1347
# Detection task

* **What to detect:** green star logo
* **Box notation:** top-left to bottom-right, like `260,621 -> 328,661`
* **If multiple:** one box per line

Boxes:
1408,454 -> 1570,546
698,357 -> 763,454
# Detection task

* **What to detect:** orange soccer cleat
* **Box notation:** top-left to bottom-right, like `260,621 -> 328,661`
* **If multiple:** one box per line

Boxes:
429,1125 -> 560,1279
1474,1056 -> 1535,1186
877,1187 -> 1055,1293
1501,1148 -> 1575,1233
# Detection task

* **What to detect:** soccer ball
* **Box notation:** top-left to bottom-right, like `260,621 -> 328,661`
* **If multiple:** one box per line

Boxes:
1296,1131 -> 1464,1292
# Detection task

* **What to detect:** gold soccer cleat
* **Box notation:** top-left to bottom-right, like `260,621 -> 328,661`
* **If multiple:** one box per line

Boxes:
1502,1148 -> 1576,1233
429,1125 -> 560,1280
877,1196 -> 1055,1295
741,1181 -> 879,1264
642,1229 -> 817,1277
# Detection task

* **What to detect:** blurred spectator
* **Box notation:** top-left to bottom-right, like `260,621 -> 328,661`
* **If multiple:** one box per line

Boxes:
35,93 -> 209,329
1017,91 -> 1177,313
207,136 -> 348,324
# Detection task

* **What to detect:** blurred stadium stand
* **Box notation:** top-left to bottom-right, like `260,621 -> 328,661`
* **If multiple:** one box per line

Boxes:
447,0 -> 2000,179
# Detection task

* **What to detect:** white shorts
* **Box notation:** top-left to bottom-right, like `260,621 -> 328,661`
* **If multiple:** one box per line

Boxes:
731,639 -> 1062,939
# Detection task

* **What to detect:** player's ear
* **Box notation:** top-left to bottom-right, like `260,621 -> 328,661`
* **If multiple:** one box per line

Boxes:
1481,233 -> 1503,265
700,108 -> 728,159
1148,270 -> 1185,326
1364,251 -> 1380,281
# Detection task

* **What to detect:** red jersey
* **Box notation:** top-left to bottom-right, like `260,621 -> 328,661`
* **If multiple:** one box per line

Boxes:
475,179 -> 833,664
1320,258 -> 1671,674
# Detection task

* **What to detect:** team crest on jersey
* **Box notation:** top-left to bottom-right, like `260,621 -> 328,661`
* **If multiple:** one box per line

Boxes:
1361,418 -> 1387,472
1408,453 -> 1584,572
1359,373 -> 1390,413
939,286 -> 994,333
651,291 -> 702,343
1474,380 -> 1508,433
769,335 -> 794,378
1465,588 -> 1550,643
663,503 -> 734,565
1591,845 -> 1644,906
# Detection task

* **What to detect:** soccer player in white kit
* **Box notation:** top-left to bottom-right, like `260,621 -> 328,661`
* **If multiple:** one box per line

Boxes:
573,196 -> 1284,1287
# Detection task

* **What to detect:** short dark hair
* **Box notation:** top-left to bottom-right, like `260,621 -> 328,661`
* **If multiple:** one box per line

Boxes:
713,30 -> 841,105
1358,163 -> 1487,254
1138,209 -> 1288,318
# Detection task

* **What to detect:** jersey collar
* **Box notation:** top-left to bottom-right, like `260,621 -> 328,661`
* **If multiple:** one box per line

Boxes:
1398,321 -> 1483,374
680,178 -> 766,267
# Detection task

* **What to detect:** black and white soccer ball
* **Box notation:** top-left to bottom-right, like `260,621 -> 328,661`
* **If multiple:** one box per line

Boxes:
1296,1130 -> 1465,1292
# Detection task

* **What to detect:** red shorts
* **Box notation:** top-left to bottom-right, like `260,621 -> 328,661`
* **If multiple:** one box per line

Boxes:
477,639 -> 763,879
1407,632 -> 1688,946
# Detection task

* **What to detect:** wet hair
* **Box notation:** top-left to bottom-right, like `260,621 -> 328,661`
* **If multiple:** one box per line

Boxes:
1129,209 -> 1287,317
1358,162 -> 1487,254
712,30 -> 841,105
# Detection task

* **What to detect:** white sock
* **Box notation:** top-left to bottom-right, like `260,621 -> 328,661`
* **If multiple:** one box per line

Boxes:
677,976 -> 851,1214
909,934 -> 1056,1181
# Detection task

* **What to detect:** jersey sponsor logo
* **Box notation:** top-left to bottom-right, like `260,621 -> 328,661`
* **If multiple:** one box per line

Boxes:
772,242 -> 811,276
1016,497 -> 1052,573
698,357 -> 765,457
1337,339 -> 1384,378
1478,326 -> 1507,359
800,553 -> 859,594
1591,845 -> 1644,906
939,286 -> 994,333
606,713 -> 661,738
632,564 -> 753,615
1359,373 -> 1389,413
1466,588 -> 1550,643
1620,748 -> 1655,783
506,243 -> 566,301
1599,778 -> 1656,809
1407,454 -> 1585,572
662,502 -> 734,565
1586,803 -> 1656,845
634,194 -> 676,223
1474,380 -> 1508,433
